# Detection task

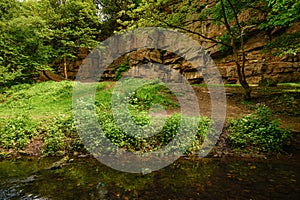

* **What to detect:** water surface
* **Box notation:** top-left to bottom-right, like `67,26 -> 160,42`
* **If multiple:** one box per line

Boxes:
0,156 -> 298,199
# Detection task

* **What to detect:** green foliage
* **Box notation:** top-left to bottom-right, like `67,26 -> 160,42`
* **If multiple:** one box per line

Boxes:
272,93 -> 299,116
44,0 -> 100,65
258,77 -> 277,87
0,0 -> 101,86
0,80 -> 179,118
0,81 -> 181,155
115,59 -> 130,80
0,112 -> 82,155
96,107 -> 211,154
0,115 -> 36,149
94,82 -> 114,108
0,81 -> 74,117
260,0 -> 300,28
42,127 -> 66,156
94,79 -> 179,110
259,0 -> 300,56
40,114 -> 82,155
0,14 -> 53,86
183,115 -> 211,153
264,31 -> 300,56
128,81 -> 179,110
228,105 -> 291,152
0,0 -> 20,21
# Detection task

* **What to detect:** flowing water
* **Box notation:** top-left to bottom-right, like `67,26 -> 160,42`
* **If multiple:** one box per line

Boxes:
0,156 -> 299,199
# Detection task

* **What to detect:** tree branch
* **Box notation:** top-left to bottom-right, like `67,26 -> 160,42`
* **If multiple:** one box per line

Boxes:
227,0 -> 242,33
183,18 -> 225,27
220,0 -> 233,38
159,19 -> 230,47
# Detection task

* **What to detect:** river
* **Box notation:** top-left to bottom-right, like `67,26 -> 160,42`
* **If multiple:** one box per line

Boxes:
0,156 -> 299,199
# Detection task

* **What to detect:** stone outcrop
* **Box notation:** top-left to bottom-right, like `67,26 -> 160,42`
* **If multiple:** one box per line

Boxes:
99,22 -> 300,84
49,23 -> 299,85
101,49 -> 204,84
216,53 -> 300,84
100,47 -> 299,84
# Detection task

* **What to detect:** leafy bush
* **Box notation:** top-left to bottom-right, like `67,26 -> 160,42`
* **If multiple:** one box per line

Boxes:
115,59 -> 130,80
40,114 -> 83,155
95,107 -> 211,154
111,78 -> 179,111
258,78 -> 277,87
228,105 -> 291,152
0,115 -> 36,149
273,93 -> 299,116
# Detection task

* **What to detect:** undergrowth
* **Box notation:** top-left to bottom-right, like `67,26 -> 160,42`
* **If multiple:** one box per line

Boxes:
0,81 -> 295,156
228,105 -> 291,152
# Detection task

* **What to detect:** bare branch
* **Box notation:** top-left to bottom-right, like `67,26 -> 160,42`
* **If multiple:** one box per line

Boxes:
220,0 -> 233,38
183,18 -> 225,26
226,0 -> 242,33
158,19 -> 231,47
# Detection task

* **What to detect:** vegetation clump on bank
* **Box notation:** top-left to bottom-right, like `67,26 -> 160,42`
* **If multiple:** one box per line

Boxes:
228,105 -> 291,153
0,81 -> 295,158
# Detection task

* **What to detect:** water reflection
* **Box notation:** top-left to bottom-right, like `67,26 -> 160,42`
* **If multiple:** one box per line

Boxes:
0,156 -> 298,199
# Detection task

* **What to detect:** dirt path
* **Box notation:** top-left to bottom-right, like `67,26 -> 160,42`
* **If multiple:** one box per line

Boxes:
192,86 -> 300,132
152,85 -> 299,132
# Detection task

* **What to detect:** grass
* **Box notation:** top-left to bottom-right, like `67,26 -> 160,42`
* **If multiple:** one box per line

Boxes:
0,80 -> 295,155
1,80 -> 298,122
0,81 -> 112,118
0,81 -> 73,118
0,80 -> 209,155
0,80 -> 179,118
192,83 -> 242,87
278,82 -> 300,87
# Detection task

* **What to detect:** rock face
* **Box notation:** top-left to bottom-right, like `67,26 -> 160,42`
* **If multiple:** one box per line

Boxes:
213,25 -> 300,84
100,47 -> 299,84
99,22 -> 300,84
50,23 -> 299,84
216,54 -> 300,84
101,49 -> 204,84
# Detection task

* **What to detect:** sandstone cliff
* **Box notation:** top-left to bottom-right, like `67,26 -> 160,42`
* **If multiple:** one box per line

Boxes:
50,23 -> 299,85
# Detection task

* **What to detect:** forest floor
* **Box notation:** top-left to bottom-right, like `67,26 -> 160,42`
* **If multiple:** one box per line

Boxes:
191,84 -> 300,132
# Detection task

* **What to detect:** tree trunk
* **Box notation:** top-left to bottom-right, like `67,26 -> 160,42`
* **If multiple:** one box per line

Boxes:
234,49 -> 252,100
239,76 -> 251,99
220,0 -> 251,99
63,56 -> 68,80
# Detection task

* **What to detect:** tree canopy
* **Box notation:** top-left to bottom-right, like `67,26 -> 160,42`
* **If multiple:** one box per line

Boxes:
0,0 -> 101,86
0,0 -> 299,92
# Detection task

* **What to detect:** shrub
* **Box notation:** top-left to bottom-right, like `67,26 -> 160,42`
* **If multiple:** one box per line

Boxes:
115,59 -> 130,81
40,114 -> 83,155
258,78 -> 277,87
129,84 -> 179,110
94,107 -> 211,154
0,115 -> 36,149
228,105 -> 291,152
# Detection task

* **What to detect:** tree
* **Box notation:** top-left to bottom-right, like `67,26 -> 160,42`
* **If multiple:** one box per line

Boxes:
0,0 -> 101,85
0,0 -> 53,86
116,0 -> 300,99
94,0 -> 142,37
39,0 -> 101,79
